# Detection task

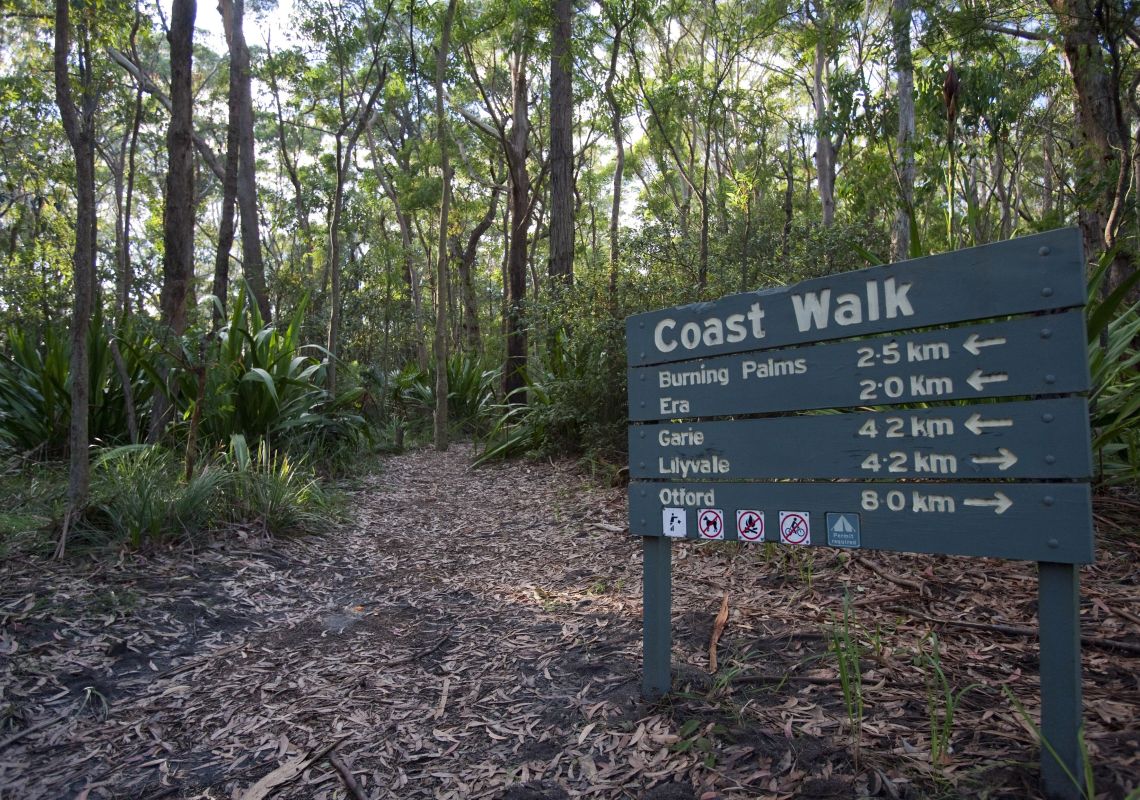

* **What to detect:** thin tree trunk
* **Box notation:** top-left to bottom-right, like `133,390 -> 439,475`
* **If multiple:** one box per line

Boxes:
548,0 -> 574,286
54,0 -> 99,556
459,187 -> 499,352
782,128 -> 794,268
120,88 -> 143,323
213,38 -> 240,327
1043,129 -> 1055,220
327,134 -> 346,393
220,0 -> 271,321
813,13 -> 836,227
433,0 -> 457,450
504,45 -> 530,403
890,0 -> 914,261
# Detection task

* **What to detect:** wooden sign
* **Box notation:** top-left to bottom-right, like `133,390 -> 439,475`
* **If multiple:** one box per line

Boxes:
626,228 -> 1085,366
627,230 -> 1095,799
629,311 -> 1087,420
629,397 -> 1092,482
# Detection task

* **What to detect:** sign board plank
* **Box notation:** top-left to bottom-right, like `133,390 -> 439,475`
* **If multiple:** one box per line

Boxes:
630,310 -> 1088,421
629,480 -> 1094,563
629,397 -> 1091,481
627,229 -> 1084,366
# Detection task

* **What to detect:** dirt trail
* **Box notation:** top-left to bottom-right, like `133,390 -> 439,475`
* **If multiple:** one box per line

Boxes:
1,446 -> 1138,799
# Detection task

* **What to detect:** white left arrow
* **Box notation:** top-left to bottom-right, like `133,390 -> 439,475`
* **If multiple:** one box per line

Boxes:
963,491 -> 1013,514
967,369 -> 1009,392
963,333 -> 1007,356
971,448 -> 1019,470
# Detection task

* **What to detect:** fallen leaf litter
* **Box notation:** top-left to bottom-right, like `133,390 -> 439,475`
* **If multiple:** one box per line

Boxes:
0,444 -> 1137,798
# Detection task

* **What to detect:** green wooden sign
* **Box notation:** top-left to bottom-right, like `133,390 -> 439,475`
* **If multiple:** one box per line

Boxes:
627,228 -> 1084,366
626,230 -> 1094,800
629,397 -> 1092,481
628,480 -> 1093,562
629,311 -> 1087,420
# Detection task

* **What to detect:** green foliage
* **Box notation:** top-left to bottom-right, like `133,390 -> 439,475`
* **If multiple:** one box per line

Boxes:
918,632 -> 982,767
83,446 -> 228,549
183,288 -> 369,460
829,592 -> 865,767
372,352 -> 499,443
222,435 -> 336,537
1086,257 -> 1140,486
0,288 -> 371,469
0,450 -> 64,556
474,294 -> 627,465
0,325 -> 71,454
0,315 -> 153,455
27,437 -> 339,552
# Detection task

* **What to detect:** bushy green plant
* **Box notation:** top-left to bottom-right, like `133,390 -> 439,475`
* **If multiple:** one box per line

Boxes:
1086,256 -> 1140,486
373,352 -> 499,443
474,285 -> 628,465
222,435 -> 336,536
0,287 -> 371,468
0,324 -> 70,453
83,445 -> 229,548
0,314 -> 152,454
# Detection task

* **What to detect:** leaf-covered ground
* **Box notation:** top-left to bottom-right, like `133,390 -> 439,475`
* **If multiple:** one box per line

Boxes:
1,445 -> 1137,799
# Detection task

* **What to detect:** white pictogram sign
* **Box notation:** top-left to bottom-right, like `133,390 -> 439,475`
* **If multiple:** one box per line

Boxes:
779,511 -> 811,545
736,510 -> 765,542
698,508 -> 725,540
663,507 -> 687,537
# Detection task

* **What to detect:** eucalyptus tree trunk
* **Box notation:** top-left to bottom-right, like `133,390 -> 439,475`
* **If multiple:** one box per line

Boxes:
548,0 -> 574,287
458,187 -> 500,352
219,0 -> 271,322
606,15 -> 624,303
433,0 -> 458,451
1047,0 -> 1135,295
890,0 -> 914,261
504,45 -> 531,403
813,22 -> 836,228
120,88 -> 143,322
327,132 -> 346,394
53,0 -> 99,555
159,0 -> 196,338
148,0 -> 196,445
212,44 -> 240,327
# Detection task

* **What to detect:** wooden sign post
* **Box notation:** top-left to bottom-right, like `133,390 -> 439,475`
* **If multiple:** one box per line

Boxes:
625,229 -> 1094,800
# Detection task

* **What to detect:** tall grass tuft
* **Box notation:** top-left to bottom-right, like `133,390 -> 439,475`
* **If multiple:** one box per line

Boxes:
222,435 -> 336,537
829,593 -> 865,768
83,445 -> 229,548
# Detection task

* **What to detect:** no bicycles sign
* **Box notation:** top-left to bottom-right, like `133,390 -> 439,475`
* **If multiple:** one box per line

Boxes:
627,230 -> 1094,800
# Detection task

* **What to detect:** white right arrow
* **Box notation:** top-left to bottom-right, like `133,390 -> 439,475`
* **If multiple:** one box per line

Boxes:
971,448 -> 1019,470
967,369 -> 1009,392
964,491 -> 1014,514
965,413 -> 1014,435
963,333 -> 1007,356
